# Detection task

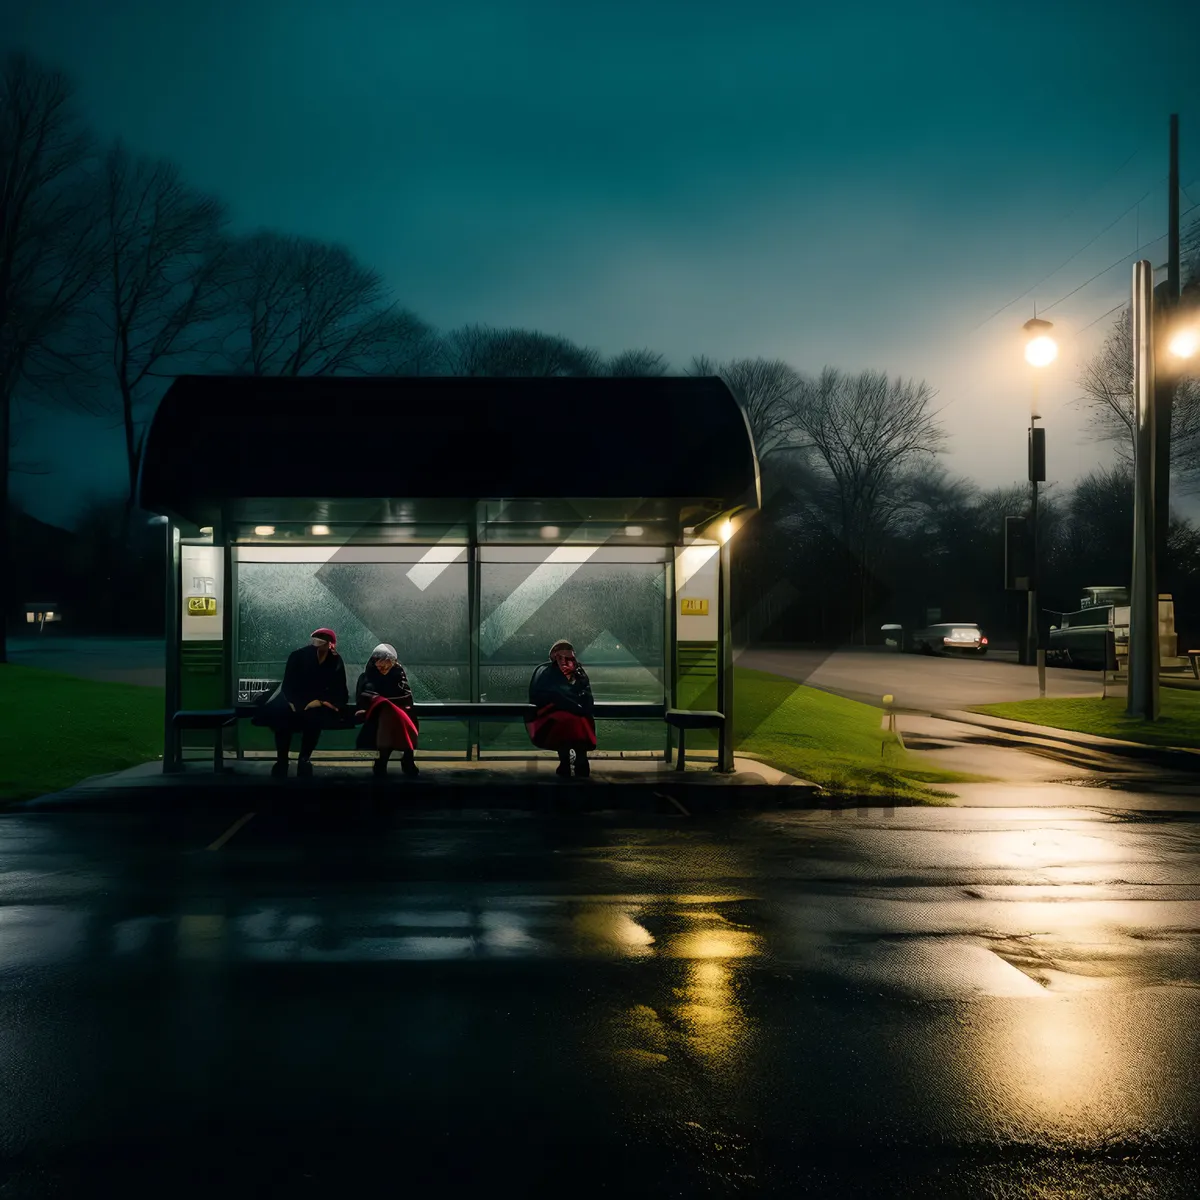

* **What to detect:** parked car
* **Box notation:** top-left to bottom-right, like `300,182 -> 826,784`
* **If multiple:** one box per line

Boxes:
909,622 -> 989,656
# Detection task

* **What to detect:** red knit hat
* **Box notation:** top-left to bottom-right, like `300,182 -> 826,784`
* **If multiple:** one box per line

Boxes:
310,627 -> 337,648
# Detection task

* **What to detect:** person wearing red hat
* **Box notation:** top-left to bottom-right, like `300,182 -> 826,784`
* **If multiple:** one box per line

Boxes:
252,627 -> 348,777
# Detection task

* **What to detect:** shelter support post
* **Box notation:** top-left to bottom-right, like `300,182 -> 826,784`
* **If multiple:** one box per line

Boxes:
716,535 -> 735,772
218,506 -> 235,765
468,528 -> 481,760
163,521 -> 182,773
665,549 -> 677,765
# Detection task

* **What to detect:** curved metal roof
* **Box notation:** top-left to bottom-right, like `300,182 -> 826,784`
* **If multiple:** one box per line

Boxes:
138,375 -> 760,527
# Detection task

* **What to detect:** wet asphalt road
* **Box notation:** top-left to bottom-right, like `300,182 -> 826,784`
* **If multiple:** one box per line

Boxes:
738,645 -> 1102,711
1,802 -> 1198,1196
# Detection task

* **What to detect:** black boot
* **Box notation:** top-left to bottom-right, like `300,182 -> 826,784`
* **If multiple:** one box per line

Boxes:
373,750 -> 391,778
297,729 -> 319,777
272,730 -> 290,778
555,750 -> 572,778
574,750 -> 591,777
401,751 -> 419,777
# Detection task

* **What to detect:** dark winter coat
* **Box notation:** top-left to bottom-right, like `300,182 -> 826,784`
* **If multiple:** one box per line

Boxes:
283,644 -> 349,709
528,660 -> 595,716
252,644 -> 348,729
354,660 -> 418,750
355,661 -> 415,713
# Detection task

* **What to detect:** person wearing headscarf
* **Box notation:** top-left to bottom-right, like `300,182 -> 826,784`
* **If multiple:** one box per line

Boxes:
354,643 -> 420,777
526,639 -> 596,777
252,627 -> 348,778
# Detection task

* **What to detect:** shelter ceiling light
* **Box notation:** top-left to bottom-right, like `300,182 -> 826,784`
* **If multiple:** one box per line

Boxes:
1023,317 -> 1057,368
254,525 -> 275,536
625,525 -> 644,536
310,524 -> 331,536
719,520 -> 734,543
540,526 -> 560,538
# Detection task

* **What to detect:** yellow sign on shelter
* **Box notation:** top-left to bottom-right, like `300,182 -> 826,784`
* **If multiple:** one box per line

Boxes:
680,598 -> 708,616
186,596 -> 218,617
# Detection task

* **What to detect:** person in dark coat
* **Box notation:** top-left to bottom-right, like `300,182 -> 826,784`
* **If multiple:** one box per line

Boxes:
252,627 -> 348,777
354,643 -> 420,778
526,639 -> 596,777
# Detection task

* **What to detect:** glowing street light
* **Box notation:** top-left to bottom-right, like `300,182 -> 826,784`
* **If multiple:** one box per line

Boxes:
1023,317 -> 1058,368
1018,317 -> 1054,680
1167,327 -> 1198,359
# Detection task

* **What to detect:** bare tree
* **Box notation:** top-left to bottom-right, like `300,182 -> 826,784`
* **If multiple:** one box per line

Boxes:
606,348 -> 668,376
787,368 -> 945,641
687,354 -> 803,460
371,309 -> 446,375
1077,306 -> 1200,491
95,143 -> 229,516
1,53 -> 103,663
445,324 -> 602,376
221,231 -> 397,376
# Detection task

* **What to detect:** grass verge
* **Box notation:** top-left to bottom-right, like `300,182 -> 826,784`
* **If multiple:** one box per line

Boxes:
0,662 -> 978,806
0,665 -> 164,805
970,690 -> 1200,750
730,667 -> 981,801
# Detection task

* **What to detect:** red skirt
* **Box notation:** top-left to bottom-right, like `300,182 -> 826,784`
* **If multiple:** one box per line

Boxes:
525,706 -> 597,751
357,696 -> 419,752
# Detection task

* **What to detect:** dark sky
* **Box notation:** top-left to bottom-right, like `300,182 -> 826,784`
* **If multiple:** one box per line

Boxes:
6,0 -> 1200,527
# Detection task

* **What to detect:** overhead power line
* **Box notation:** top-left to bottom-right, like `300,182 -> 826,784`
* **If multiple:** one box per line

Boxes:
970,176 -> 1167,332
1042,199 -> 1200,313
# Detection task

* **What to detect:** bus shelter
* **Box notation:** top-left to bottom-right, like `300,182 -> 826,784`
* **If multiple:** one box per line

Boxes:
137,375 -> 760,772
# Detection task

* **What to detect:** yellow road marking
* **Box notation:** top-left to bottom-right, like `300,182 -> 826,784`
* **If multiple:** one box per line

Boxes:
207,811 -> 256,852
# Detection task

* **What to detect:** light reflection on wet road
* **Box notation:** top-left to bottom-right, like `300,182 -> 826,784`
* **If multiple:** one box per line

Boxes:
0,804 -> 1198,1195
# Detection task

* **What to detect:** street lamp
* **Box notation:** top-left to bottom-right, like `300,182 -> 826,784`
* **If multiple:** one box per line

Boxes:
1022,318 -> 1055,678
1167,326 -> 1198,360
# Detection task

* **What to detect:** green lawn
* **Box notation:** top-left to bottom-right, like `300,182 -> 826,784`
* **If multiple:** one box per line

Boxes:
0,661 -> 975,806
970,690 -> 1200,749
0,665 -> 165,804
731,667 -> 980,801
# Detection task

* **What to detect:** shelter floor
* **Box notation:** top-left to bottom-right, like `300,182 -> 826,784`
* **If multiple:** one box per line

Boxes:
24,754 -> 814,813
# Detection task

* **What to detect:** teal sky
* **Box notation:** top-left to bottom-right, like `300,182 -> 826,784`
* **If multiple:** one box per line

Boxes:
5,0 -> 1200,526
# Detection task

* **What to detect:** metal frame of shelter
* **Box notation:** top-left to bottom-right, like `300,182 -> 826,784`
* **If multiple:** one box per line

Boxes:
138,376 -> 760,773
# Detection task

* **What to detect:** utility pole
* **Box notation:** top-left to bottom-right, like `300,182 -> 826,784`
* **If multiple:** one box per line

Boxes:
1153,114 -> 1180,592
1128,260 -> 1160,720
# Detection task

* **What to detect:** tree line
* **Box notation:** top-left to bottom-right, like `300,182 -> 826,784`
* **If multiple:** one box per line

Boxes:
3,51 -> 1199,656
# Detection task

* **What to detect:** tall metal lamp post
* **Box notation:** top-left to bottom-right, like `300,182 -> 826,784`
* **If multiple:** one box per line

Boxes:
1022,317 -> 1056,681
1129,260 -> 1200,720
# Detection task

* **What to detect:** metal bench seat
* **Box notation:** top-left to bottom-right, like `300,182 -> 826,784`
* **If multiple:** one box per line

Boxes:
664,709 -> 725,771
171,708 -> 238,772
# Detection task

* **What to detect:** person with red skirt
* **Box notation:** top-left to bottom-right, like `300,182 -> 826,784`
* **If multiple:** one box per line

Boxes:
354,644 -> 420,778
526,640 -> 596,777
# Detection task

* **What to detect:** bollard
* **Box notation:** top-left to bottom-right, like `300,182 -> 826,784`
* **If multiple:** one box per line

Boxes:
1036,649 -> 1046,698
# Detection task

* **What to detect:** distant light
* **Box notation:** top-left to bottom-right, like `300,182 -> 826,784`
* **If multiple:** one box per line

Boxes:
198,525 -> 212,536
719,519 -> 734,543
310,524 -> 331,536
624,525 -> 644,536
1024,335 -> 1058,368
1168,328 -> 1198,359
254,525 -> 275,536
540,526 -> 560,538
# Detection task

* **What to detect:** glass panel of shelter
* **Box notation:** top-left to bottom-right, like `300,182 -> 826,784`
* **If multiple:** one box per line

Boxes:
227,529 -> 680,760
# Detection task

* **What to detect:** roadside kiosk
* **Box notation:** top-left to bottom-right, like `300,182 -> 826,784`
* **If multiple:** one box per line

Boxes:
137,376 -> 760,773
